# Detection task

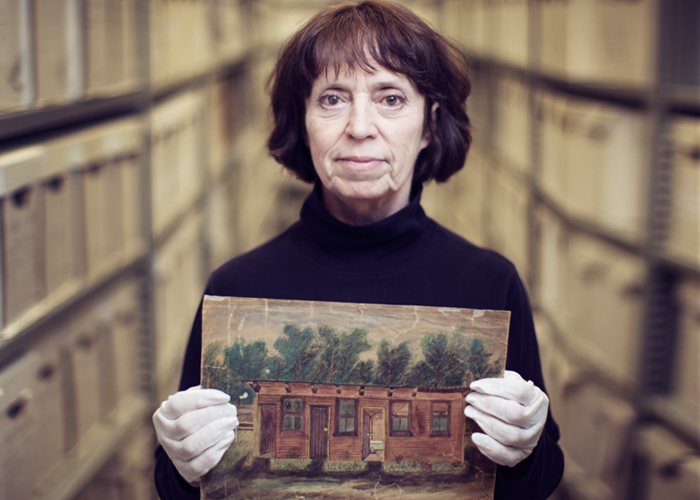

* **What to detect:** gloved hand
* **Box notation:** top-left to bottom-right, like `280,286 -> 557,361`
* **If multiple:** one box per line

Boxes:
464,370 -> 548,467
153,386 -> 239,486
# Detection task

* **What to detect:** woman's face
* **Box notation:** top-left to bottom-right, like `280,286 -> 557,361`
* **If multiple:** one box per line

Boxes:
305,65 -> 430,224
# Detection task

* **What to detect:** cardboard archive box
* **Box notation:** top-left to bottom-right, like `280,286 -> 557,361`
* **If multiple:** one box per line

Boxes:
177,103 -> 205,218
215,0 -> 248,64
537,0 -> 567,79
670,277 -> 699,423
149,0 -> 168,87
117,119 -> 145,257
102,117 -> 144,259
80,124 -> 125,277
485,161 -> 530,279
72,421 -> 155,500
150,89 -> 205,237
0,0 -> 32,112
536,205 -> 569,333
532,313 -> 571,443
0,147 -> 45,327
667,115 -> 699,268
462,0 -> 490,58
166,0 -> 213,83
208,79 -> 233,182
490,0 -> 528,68
494,72 -> 531,174
537,89 -> 568,209
639,425 -> 700,500
151,95 -> 180,238
206,172 -> 235,272
63,291 -> 124,458
565,0 -> 656,88
561,380 -> 635,499
110,276 -> 143,406
153,209 -> 205,401
0,347 -> 65,500
538,0 -> 656,87
34,0 -> 69,106
30,326 -> 69,495
439,0 -> 463,44
566,232 -> 645,384
85,0 -> 126,96
422,144 -> 488,248
43,138 -> 82,297
563,98 -> 646,241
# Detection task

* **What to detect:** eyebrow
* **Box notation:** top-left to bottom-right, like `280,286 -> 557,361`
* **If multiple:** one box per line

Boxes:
315,79 -> 409,92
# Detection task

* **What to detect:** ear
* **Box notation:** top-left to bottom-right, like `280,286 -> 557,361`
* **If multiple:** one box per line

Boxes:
420,102 -> 439,150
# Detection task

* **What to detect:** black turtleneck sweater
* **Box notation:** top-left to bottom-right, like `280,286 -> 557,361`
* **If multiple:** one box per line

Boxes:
154,184 -> 564,500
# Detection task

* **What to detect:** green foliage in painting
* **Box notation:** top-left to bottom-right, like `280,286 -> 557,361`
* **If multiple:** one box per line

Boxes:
204,324 -> 500,391
375,340 -> 413,387
347,359 -> 376,384
274,324 -> 318,382
312,326 -> 372,384
465,337 -> 502,381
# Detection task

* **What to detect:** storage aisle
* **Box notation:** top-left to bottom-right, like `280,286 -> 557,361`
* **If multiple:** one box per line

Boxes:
0,1 -> 697,499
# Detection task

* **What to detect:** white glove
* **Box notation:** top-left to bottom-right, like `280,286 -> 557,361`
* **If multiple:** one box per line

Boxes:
153,386 -> 239,486
464,370 -> 548,467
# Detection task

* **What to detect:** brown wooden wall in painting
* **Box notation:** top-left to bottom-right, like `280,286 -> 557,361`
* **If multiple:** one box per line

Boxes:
248,381 -> 467,464
309,406 -> 329,459
259,405 -> 276,456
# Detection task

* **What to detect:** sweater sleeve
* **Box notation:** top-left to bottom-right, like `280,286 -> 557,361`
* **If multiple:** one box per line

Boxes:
494,272 -> 564,500
153,299 -> 205,499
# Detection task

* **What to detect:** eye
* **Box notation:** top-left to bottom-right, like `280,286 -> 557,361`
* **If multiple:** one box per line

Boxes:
320,94 -> 343,107
382,94 -> 404,108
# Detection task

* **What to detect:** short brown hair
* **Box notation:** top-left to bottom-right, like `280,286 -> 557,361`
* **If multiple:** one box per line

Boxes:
267,0 -> 472,184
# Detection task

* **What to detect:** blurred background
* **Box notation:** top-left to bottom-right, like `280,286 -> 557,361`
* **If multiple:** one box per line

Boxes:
0,0 -> 697,499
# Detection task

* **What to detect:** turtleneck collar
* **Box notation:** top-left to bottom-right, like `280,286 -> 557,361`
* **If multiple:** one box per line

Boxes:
291,182 -> 435,275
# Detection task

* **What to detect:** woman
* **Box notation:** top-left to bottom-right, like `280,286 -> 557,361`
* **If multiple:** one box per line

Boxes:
153,2 -> 564,499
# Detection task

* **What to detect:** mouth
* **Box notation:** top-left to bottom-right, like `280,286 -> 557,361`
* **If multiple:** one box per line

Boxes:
337,156 -> 384,170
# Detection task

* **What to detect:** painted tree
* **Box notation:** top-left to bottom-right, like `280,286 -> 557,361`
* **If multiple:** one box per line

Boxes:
263,355 -> 286,380
408,330 -> 470,388
223,338 -> 269,404
273,324 -> 318,382
312,325 -> 372,384
375,340 -> 413,387
224,338 -> 269,381
202,341 -> 227,390
347,359 -> 376,384
464,337 -> 501,382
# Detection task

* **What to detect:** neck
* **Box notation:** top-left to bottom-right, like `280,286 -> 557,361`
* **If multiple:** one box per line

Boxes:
321,186 -> 411,225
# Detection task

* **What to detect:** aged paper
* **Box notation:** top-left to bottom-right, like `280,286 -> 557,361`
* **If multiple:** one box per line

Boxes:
201,296 -> 510,500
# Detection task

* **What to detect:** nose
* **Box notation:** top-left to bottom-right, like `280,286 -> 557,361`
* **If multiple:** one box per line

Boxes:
345,101 -> 376,140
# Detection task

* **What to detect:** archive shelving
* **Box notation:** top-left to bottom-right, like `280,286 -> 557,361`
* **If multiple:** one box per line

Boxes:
429,1 -> 699,499
0,1 -> 254,499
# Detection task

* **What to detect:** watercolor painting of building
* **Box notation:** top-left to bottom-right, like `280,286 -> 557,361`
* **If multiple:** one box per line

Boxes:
200,296 -> 509,500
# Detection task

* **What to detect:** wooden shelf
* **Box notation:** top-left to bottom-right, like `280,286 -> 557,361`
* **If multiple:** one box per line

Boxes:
0,246 -> 148,366
670,84 -> 700,113
468,54 -> 651,109
36,394 -> 150,500
0,91 -> 148,144
641,396 -> 700,452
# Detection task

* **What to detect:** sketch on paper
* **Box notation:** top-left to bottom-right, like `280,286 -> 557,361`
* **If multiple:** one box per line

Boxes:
200,296 -> 510,500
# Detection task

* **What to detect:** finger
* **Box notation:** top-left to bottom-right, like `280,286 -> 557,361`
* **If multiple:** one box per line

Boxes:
158,389 -> 231,420
466,390 -> 548,429
469,371 -> 540,406
470,432 -> 529,467
464,404 -> 542,449
161,414 -> 239,462
156,403 -> 238,441
173,430 -> 235,484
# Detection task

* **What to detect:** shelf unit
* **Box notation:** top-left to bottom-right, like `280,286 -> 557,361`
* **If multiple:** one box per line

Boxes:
430,1 -> 699,499
0,0 -> 256,499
